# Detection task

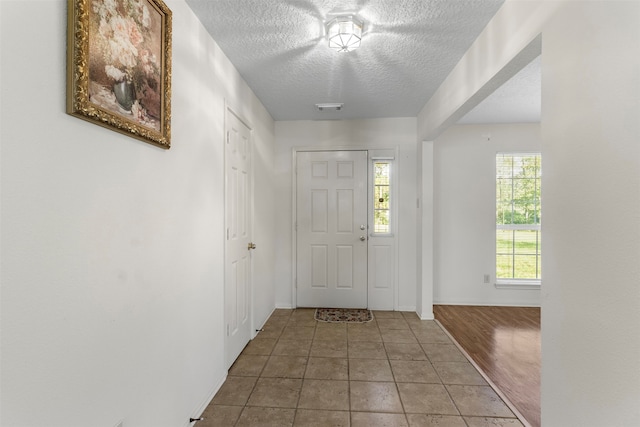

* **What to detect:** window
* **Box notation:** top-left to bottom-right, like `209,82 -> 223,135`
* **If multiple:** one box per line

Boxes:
496,153 -> 541,282
373,161 -> 391,234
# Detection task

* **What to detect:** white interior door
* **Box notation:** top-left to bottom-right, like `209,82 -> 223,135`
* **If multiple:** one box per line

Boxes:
225,110 -> 252,369
296,151 -> 368,308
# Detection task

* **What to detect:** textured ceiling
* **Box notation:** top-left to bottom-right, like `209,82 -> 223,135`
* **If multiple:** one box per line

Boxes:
185,0 -> 506,121
458,55 -> 541,124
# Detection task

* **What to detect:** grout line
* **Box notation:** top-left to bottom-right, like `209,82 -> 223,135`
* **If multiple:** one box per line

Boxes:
434,319 -> 532,427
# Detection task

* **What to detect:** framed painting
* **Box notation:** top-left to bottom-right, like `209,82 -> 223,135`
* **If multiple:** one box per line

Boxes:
67,0 -> 172,148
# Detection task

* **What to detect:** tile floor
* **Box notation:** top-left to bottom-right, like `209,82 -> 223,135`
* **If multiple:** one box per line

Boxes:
200,309 -> 523,427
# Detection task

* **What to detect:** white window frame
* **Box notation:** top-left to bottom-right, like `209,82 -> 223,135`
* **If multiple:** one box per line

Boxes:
370,157 -> 394,237
495,152 -> 541,288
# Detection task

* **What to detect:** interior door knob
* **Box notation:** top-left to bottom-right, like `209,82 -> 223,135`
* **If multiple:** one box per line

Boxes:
360,236 -> 366,241
248,242 -> 256,250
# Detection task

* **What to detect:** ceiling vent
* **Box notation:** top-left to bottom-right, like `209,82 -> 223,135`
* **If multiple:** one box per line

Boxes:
315,103 -> 344,112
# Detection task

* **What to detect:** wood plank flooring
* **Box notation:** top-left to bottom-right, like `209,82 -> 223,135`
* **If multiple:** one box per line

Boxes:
434,305 -> 541,427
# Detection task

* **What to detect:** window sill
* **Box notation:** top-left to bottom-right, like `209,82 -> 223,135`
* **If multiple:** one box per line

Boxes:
495,279 -> 541,290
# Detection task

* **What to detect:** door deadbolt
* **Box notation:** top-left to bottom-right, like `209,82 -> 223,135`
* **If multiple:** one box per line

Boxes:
360,224 -> 366,230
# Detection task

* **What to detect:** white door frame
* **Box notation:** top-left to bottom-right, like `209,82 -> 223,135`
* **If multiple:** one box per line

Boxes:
291,146 -> 399,310
224,104 -> 254,368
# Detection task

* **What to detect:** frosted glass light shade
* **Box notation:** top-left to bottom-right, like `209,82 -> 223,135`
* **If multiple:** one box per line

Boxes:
327,16 -> 363,52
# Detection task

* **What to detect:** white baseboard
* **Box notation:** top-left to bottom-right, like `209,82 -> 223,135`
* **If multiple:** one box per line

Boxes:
185,372 -> 227,427
397,305 -> 416,312
433,301 -> 541,308
275,304 -> 294,309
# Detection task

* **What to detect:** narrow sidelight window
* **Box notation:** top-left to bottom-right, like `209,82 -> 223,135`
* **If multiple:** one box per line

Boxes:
373,162 -> 391,234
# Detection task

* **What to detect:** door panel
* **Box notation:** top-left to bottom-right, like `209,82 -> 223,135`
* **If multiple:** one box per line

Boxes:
296,151 -> 368,308
225,111 -> 252,369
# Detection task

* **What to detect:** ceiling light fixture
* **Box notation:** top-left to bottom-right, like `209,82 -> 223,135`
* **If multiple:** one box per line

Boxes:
326,16 -> 363,52
315,103 -> 344,111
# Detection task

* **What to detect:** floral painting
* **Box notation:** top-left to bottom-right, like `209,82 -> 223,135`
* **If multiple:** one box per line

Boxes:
67,0 -> 172,148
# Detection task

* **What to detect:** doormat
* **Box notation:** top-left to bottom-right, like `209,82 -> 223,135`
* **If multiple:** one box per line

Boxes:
315,308 -> 373,323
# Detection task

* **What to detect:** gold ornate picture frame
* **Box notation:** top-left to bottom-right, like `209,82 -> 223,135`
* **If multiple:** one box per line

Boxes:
67,0 -> 172,149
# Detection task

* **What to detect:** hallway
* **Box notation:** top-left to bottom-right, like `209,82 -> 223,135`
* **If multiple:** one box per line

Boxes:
200,309 -> 523,426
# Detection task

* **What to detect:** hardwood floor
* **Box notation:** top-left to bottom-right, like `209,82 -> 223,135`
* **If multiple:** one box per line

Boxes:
434,305 -> 540,427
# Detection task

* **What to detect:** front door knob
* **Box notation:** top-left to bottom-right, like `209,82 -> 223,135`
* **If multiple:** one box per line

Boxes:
360,236 -> 366,241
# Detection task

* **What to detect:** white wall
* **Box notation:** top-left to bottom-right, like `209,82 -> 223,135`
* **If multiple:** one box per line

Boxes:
541,2 -> 640,425
0,1 -> 275,426
417,1 -> 640,425
274,118 -> 418,311
433,123 -> 541,306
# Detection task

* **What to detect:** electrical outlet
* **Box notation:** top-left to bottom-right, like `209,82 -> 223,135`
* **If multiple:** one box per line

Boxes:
483,274 -> 490,284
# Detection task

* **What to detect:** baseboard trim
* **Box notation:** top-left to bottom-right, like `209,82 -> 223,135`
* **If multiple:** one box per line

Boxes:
433,301 -> 541,308
434,319 -> 532,427
187,372 -> 227,427
275,304 -> 294,309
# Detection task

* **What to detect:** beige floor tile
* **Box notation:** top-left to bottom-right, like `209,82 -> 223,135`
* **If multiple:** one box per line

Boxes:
281,326 -> 316,340
377,318 -> 411,330
390,360 -> 441,384
349,359 -> 394,382
305,357 -> 349,380
310,339 -> 348,358
348,341 -> 387,359
271,308 -> 294,317
261,355 -> 308,378
347,320 -> 379,331
235,407 -> 295,426
316,321 -> 348,331
422,343 -> 468,363
263,317 -> 289,330
373,310 -> 405,319
407,414 -> 467,427
413,329 -> 451,344
408,321 -> 443,333
199,405 -> 243,427
350,381 -> 404,413
273,339 -> 312,356
351,412 -> 408,427
293,409 -> 350,427
432,362 -> 487,385
397,383 -> 459,415
212,376 -> 257,406
298,379 -> 350,411
348,328 -> 383,342
228,355 -> 268,377
288,310 -> 317,326
255,325 -> 284,339
446,385 -> 514,418
381,329 -> 418,344
241,338 -> 277,356
464,417 -> 524,427
315,327 -> 348,341
384,342 -> 428,360
288,317 -> 318,327
246,377 -> 302,408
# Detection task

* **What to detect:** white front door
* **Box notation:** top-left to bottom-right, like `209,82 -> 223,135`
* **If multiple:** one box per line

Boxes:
296,151 -> 368,308
225,110 -> 252,368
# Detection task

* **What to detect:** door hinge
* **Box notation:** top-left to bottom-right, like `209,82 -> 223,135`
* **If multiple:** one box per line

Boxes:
227,228 -> 229,240
226,131 -> 230,144
226,324 -> 230,336
295,221 -> 297,231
